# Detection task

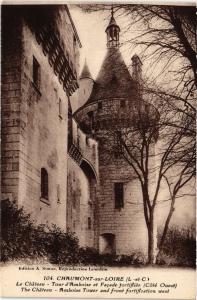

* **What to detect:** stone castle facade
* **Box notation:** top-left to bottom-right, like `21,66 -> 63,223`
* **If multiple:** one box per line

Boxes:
1,5 -> 148,255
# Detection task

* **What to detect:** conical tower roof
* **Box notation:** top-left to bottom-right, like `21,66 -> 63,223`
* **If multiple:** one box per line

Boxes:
80,60 -> 92,79
85,47 -> 136,105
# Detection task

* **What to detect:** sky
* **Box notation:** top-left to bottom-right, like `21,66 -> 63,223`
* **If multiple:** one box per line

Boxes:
69,6 -> 114,78
69,3 -> 195,90
69,5 -> 156,81
69,5 -> 135,79
69,5 -> 181,86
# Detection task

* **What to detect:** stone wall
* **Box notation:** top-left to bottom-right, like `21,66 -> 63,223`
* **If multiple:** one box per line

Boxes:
98,160 -> 148,255
1,9 -> 22,203
67,158 -> 96,248
67,116 -> 99,248
17,22 -> 69,229
1,6 -> 80,230
75,97 -> 150,255
56,6 -> 81,76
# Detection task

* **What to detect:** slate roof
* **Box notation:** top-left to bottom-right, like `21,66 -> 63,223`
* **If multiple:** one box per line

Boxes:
85,47 -> 136,105
80,60 -> 92,79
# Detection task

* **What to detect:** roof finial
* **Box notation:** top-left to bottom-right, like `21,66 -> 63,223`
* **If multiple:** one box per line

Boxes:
111,4 -> 114,18
105,4 -> 120,49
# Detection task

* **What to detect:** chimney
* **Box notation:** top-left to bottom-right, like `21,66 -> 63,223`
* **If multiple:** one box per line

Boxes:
131,54 -> 143,82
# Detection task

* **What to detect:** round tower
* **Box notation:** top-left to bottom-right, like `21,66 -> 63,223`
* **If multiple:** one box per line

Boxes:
74,11 -> 150,255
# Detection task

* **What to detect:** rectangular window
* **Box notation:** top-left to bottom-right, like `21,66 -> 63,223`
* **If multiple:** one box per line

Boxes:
59,98 -> 63,119
114,182 -> 124,208
88,217 -> 91,230
41,168 -> 48,200
57,184 -> 61,203
33,56 -> 40,89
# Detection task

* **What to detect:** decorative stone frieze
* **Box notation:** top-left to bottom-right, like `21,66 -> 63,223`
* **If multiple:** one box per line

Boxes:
68,143 -> 83,165
35,26 -> 78,96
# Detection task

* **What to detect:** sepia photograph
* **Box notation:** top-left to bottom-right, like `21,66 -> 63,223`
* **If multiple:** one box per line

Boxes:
1,2 -> 196,298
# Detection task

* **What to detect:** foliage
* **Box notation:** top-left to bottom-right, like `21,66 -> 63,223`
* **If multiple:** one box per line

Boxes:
157,225 -> 196,268
114,251 -> 147,266
78,247 -> 102,265
45,225 -> 79,265
1,200 -> 79,264
74,247 -> 147,266
1,200 -> 195,267
1,200 -> 147,266
1,200 -> 46,262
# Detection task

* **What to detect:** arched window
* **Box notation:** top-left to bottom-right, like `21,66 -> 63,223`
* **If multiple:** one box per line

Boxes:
41,168 -> 48,200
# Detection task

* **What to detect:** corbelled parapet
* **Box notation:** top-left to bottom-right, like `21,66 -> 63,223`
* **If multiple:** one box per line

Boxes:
74,97 -> 159,140
12,5 -> 81,96
74,44 -> 158,138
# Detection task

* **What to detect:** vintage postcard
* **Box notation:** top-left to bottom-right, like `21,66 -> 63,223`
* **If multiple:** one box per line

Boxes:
1,1 -> 196,299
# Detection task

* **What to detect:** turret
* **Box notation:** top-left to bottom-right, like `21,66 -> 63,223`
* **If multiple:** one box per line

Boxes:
105,7 -> 120,49
74,10 -> 137,135
77,59 -> 94,111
